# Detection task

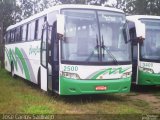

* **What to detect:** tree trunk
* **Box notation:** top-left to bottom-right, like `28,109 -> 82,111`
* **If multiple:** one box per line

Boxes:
0,21 -> 4,68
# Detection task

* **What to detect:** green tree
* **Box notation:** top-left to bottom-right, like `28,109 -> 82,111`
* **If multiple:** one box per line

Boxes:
0,0 -> 18,34
0,0 -> 19,67
60,0 -> 108,5
125,0 -> 148,15
60,0 -> 86,4
125,0 -> 160,15
111,0 -> 160,15
37,0 -> 61,12
108,0 -> 126,11
88,0 -> 107,5
19,0 -> 34,18
19,0 -> 61,19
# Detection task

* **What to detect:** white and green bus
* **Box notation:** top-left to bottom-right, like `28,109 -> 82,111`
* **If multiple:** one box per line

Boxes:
5,5 -> 132,95
127,15 -> 160,85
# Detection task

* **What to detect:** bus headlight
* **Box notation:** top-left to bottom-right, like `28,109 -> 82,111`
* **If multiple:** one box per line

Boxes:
139,67 -> 154,74
61,72 -> 81,79
121,72 -> 132,78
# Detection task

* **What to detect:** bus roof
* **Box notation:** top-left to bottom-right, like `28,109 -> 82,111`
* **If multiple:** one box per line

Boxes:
7,4 -> 124,31
127,15 -> 160,22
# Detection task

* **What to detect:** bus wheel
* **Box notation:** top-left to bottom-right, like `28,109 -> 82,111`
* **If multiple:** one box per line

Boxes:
11,63 -> 15,78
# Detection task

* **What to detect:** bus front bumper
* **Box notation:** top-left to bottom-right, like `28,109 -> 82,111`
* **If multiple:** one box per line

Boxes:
60,77 -> 131,95
138,70 -> 160,85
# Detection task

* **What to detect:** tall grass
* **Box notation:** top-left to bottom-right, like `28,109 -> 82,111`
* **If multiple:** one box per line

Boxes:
0,68 -> 157,119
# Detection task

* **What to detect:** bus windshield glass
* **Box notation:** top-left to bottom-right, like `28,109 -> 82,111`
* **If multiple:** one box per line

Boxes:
61,9 -> 130,64
140,19 -> 160,61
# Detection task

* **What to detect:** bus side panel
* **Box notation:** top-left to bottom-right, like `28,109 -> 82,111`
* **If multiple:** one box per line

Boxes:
5,41 -> 41,84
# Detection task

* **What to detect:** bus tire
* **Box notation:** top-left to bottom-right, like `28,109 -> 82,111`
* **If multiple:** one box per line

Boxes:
11,62 -> 15,78
38,67 -> 41,88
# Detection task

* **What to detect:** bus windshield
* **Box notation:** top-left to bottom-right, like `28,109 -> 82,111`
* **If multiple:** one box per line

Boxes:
61,9 -> 130,64
140,19 -> 160,61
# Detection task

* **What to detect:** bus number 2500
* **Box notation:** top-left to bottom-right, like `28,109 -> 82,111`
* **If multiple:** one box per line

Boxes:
64,66 -> 78,72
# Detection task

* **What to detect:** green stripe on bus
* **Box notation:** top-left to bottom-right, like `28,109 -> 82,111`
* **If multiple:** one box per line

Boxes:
15,47 -> 30,80
9,49 -> 18,71
5,48 -> 11,65
90,67 -> 130,79
91,69 -> 107,79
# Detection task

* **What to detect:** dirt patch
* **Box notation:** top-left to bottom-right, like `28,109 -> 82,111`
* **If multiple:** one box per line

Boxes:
130,93 -> 160,113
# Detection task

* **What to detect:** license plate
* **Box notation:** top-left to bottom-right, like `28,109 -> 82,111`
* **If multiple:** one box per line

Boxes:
96,86 -> 107,91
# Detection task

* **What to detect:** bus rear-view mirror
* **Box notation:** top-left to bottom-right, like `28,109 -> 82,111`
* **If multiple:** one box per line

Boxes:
57,14 -> 65,36
123,23 -> 130,43
135,21 -> 145,40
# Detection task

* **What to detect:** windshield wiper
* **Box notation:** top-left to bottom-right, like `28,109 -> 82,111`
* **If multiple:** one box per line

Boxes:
101,35 -> 119,65
86,35 -> 100,61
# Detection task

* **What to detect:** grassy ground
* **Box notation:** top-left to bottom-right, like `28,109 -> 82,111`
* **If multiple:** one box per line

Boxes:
0,69 -> 159,120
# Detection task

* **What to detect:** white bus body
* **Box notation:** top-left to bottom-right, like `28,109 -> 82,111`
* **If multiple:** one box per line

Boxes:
127,15 -> 160,85
5,5 -> 132,95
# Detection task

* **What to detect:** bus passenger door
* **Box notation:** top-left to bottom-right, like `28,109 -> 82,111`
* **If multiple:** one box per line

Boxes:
41,23 -> 56,91
51,22 -> 59,92
47,22 -> 59,92
40,23 -> 49,91
130,27 -> 138,83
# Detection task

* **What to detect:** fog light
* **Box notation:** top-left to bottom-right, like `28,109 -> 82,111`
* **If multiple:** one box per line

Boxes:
121,71 -> 132,78
139,67 -> 154,74
61,72 -> 81,79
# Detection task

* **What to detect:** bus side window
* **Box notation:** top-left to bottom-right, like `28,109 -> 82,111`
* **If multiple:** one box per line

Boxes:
26,24 -> 29,41
6,31 -> 10,44
22,24 -> 27,41
47,11 -> 58,63
31,21 -> 35,40
20,26 -> 23,42
28,21 -> 35,41
10,30 -> 12,43
41,28 -> 47,67
38,17 -> 45,39
52,22 -> 58,61
15,28 -> 17,42
15,27 -> 20,42
10,29 -> 15,43
41,16 -> 48,67
34,19 -> 39,40
28,23 -> 31,41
